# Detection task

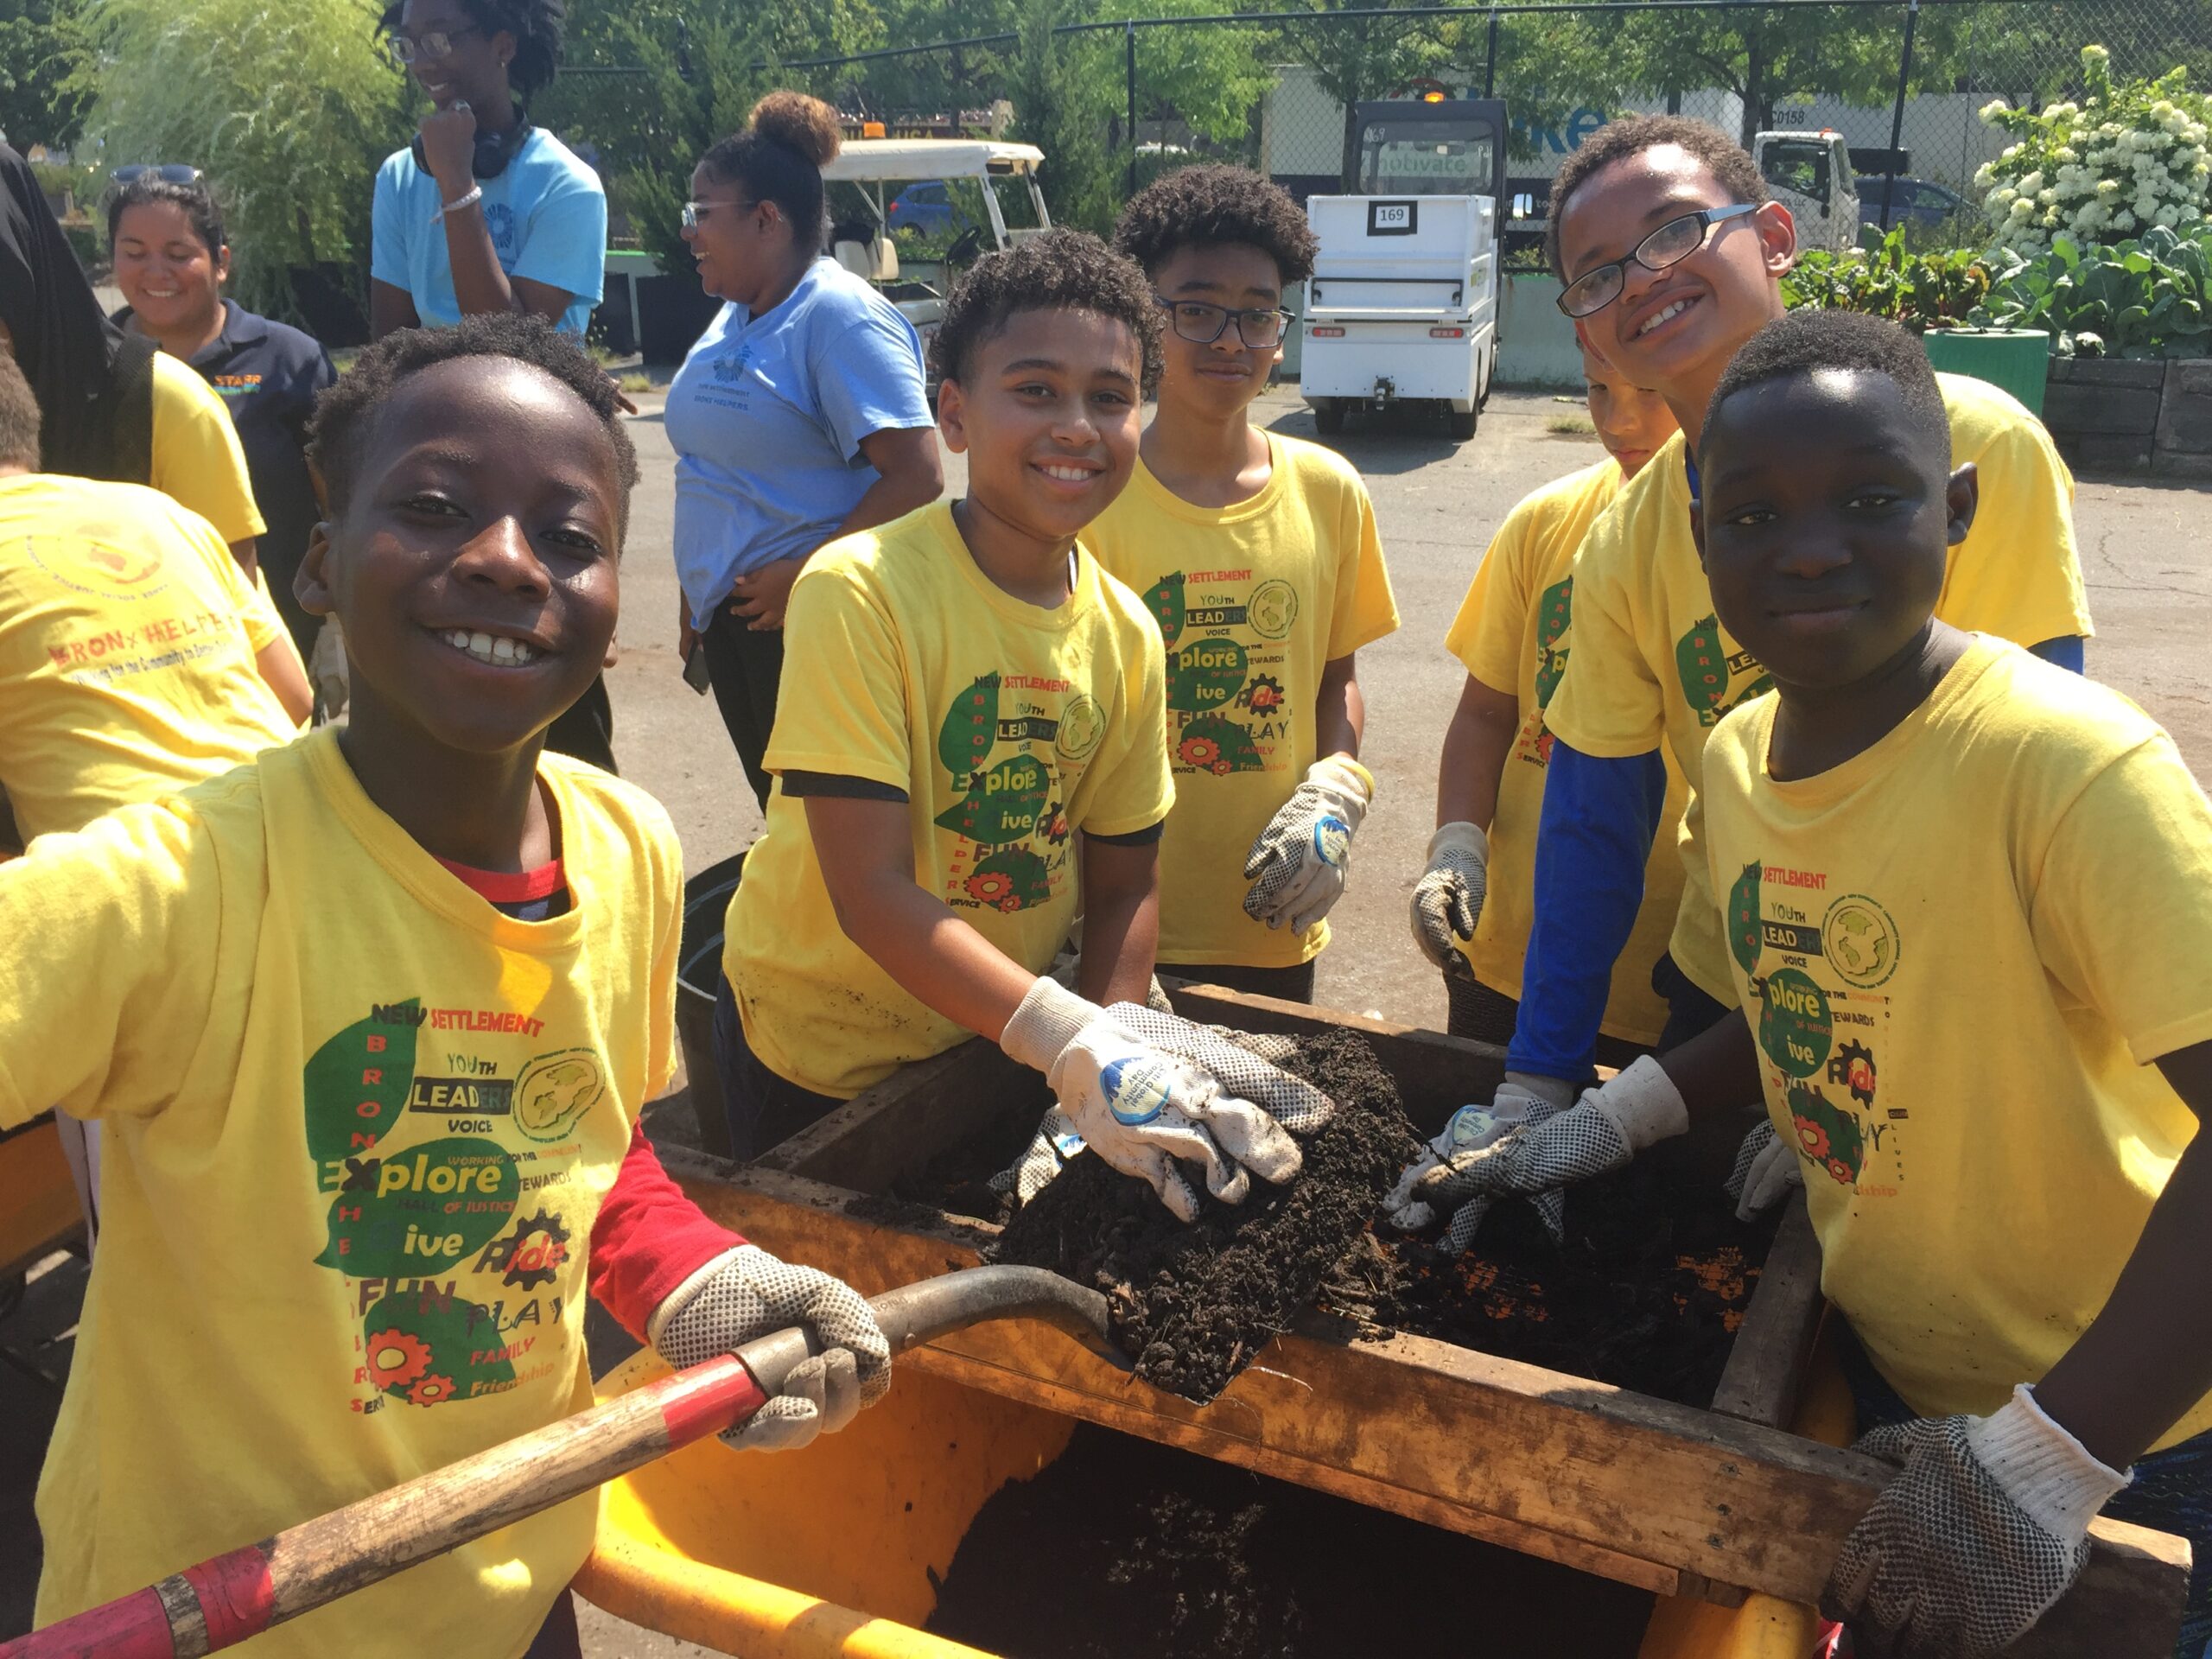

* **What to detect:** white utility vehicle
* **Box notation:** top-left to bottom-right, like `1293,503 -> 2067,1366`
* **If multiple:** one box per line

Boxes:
1300,98 -> 1507,442
820,137 -> 1051,372
1752,129 -> 1860,253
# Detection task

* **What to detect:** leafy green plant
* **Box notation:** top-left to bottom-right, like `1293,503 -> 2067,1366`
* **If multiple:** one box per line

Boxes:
1781,227 -> 1994,332
1974,224 -> 2212,357
1977,45 -> 2210,255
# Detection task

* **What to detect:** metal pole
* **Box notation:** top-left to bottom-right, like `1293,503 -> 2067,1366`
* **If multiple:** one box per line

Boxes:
1127,22 -> 1140,198
1880,0 -> 1918,234
1483,8 -> 1499,97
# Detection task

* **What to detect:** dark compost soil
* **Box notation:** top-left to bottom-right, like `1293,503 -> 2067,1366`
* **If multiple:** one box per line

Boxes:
923,1422 -> 1656,1659
988,1030 -> 1419,1404
1321,1138 -> 1782,1405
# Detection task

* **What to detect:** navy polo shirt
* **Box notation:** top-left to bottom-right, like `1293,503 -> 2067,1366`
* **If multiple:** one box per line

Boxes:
115,300 -> 336,646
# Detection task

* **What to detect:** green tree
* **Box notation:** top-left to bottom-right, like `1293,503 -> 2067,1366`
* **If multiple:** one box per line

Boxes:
1007,0 -> 1117,232
1617,4 -> 1921,148
79,0 -> 411,315
1267,0 -> 1456,180
1,0 -> 92,149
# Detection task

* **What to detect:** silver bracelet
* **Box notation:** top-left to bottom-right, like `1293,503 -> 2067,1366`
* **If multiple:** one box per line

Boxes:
433,183 -> 483,223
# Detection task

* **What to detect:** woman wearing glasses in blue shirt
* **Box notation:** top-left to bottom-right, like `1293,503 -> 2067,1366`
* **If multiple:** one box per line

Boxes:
666,92 -> 942,810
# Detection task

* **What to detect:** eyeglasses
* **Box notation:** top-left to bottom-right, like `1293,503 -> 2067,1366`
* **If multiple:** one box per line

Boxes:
385,24 -> 482,64
682,199 -> 759,232
111,164 -> 202,186
1555,203 -> 1761,319
1155,297 -> 1293,350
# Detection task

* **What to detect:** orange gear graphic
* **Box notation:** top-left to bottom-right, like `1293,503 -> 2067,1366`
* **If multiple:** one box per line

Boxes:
408,1374 -> 459,1407
364,1329 -> 432,1389
1211,758 -> 1233,777
997,894 -> 1024,914
965,869 -> 1013,905
1179,734 -> 1220,769
1825,1157 -> 1856,1186
1792,1116 -> 1830,1160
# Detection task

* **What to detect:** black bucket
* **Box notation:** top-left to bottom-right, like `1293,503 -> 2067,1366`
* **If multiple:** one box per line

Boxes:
676,851 -> 745,1159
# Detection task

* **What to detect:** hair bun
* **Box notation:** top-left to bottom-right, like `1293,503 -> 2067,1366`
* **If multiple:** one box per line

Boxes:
748,92 -> 842,169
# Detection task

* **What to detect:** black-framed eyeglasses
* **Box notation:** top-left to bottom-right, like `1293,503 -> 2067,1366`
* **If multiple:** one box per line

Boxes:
1555,203 -> 1761,319
682,199 -> 759,233
386,24 -> 482,64
1155,296 -> 1293,350
111,164 -> 202,186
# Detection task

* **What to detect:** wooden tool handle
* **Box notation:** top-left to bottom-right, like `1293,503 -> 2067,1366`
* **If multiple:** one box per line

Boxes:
1,1265 -> 1113,1658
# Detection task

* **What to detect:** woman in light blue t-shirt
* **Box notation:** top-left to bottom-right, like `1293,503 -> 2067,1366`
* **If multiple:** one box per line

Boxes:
664,92 -> 943,810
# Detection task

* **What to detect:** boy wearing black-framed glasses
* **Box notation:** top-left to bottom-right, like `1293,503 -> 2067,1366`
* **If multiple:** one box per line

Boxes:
1084,164 -> 1399,1004
1395,116 -> 2091,1211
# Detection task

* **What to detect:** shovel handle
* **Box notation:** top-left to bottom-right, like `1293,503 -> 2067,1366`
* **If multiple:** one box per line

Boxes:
1,1265 -> 1110,1658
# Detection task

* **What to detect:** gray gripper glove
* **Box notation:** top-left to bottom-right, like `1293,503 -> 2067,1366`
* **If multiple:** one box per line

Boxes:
1725,1116 -> 1804,1221
1409,822 -> 1488,978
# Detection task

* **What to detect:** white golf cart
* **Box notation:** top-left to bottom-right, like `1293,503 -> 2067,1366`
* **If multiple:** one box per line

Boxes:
820,138 -> 1052,373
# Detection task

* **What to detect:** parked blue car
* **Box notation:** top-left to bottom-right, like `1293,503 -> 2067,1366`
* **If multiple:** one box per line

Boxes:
887,180 -> 973,239
1859,175 -> 1970,229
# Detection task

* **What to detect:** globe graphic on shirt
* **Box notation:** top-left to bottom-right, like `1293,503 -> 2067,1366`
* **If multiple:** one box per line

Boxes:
1821,898 -> 1900,989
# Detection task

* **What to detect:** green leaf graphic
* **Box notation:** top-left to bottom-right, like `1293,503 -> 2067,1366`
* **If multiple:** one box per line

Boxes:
316,1135 -> 518,1275
937,672 -> 1001,778
303,1002 -> 421,1168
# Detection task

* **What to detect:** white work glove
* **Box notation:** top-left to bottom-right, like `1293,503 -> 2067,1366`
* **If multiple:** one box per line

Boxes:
1408,821 -> 1489,977
1243,755 -> 1373,932
999,978 -> 1332,1221
1383,1071 -> 1568,1247
1824,1384 -> 2130,1657
308,617 -> 349,721
650,1244 -> 891,1452
1390,1058 -> 1687,1251
1725,1117 -> 1804,1221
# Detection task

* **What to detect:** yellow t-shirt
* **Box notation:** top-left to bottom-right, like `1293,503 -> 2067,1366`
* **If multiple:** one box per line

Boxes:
1700,638 -> 2212,1446
0,473 -> 298,841
0,728 -> 681,1657
724,501 -> 1175,1098
1546,372 -> 2093,1008
1443,458 -> 1681,1043
1083,434 -> 1399,966
149,348 -> 266,546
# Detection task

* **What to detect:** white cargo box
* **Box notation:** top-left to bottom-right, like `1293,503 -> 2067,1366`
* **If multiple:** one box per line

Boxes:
1304,194 -> 1495,321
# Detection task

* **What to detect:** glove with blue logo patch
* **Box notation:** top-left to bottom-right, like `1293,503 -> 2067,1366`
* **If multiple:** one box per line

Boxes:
1243,756 -> 1374,933
999,979 -> 1328,1222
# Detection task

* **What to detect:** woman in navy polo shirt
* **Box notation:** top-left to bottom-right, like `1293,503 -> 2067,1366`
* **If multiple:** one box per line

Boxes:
109,175 -> 335,657
667,92 -> 943,809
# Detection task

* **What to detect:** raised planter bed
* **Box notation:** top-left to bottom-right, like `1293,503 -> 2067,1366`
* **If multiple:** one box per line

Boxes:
2043,356 -> 2212,479
653,983 -> 2187,1651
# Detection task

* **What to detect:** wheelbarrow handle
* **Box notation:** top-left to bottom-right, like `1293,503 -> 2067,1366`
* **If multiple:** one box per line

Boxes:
0,1266 -> 1113,1659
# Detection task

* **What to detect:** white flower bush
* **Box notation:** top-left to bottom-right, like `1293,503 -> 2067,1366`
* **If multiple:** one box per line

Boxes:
1975,47 -> 2210,254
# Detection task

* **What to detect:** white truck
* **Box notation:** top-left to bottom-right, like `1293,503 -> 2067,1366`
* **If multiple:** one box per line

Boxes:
1300,98 -> 1507,442
1751,129 -> 1860,253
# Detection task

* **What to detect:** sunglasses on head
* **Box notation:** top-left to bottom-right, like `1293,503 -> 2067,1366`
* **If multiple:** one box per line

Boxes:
111,164 -> 203,186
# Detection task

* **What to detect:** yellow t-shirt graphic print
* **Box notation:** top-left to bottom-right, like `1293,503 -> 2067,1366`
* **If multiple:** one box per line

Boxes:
1700,639 -> 2212,1447
726,501 -> 1173,1099
1084,435 -> 1399,966
0,728 -> 681,1658
1443,459 -> 1682,1042
1546,372 -> 2094,1006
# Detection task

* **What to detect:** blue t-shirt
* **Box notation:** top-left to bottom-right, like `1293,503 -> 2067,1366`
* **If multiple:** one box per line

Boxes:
664,259 -> 932,626
370,127 -> 606,336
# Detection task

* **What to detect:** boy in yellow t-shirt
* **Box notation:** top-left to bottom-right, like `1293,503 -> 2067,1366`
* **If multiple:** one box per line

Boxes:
0,350 -> 305,847
720,232 -> 1333,1222
1411,344 -> 1679,1056
1084,165 -> 1399,1003
1469,115 -> 2090,1131
1399,312 -> 2212,1658
2,316 -> 888,1659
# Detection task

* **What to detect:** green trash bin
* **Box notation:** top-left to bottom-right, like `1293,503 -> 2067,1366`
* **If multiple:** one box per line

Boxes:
1921,327 -> 2051,416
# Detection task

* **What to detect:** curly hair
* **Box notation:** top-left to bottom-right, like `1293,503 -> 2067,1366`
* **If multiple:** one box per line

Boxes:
1114,163 -> 1318,287
0,352 -> 40,472
378,0 -> 568,101
1705,309 -> 1951,461
697,92 -> 842,248
928,229 -> 1162,392
307,315 -> 639,536
1547,116 -> 1769,281
105,175 -> 226,258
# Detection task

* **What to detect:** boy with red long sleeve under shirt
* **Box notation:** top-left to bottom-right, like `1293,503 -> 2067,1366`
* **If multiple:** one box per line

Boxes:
0,315 -> 887,1659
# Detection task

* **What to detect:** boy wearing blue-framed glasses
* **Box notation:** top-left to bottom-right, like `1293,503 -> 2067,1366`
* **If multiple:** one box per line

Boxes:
1391,115 -> 2091,1216
1083,165 -> 1399,1004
